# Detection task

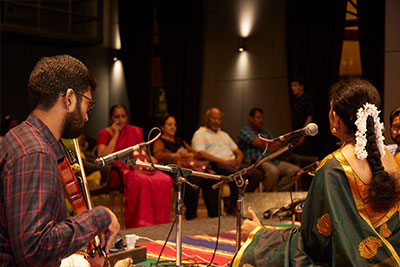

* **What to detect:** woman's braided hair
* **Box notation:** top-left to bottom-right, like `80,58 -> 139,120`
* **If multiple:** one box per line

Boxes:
330,79 -> 400,211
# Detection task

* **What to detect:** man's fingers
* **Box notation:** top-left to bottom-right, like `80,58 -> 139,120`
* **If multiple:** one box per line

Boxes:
104,234 -> 114,253
105,230 -> 119,253
99,233 -> 106,249
248,207 -> 260,223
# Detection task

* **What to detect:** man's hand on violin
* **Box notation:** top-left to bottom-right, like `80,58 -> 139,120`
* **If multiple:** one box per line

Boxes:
101,208 -> 120,253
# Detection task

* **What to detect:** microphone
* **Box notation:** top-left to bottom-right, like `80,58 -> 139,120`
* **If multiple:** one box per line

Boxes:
95,143 -> 146,166
273,123 -> 318,142
295,160 -> 320,176
263,198 -> 306,219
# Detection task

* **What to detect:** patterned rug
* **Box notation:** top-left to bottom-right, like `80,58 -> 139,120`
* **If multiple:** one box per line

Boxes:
136,222 -> 300,266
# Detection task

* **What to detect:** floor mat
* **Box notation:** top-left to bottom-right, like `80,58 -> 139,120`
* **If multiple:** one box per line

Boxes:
136,222 -> 299,266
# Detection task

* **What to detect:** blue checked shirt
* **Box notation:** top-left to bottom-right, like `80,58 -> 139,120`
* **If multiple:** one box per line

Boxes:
237,126 -> 279,165
0,114 -> 111,266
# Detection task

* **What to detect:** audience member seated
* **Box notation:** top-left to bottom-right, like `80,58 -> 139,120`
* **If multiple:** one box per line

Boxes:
238,107 -> 301,191
153,115 -> 209,220
192,107 -> 263,215
388,106 -> 400,165
97,104 -> 173,228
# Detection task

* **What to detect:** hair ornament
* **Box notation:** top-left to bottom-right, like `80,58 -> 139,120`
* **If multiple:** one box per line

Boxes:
354,103 -> 385,160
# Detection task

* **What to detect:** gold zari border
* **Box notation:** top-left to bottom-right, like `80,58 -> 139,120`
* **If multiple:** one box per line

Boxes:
333,150 -> 400,265
231,225 -> 264,267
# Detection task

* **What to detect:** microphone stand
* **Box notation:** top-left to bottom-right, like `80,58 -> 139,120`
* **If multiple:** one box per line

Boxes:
124,158 -> 230,267
235,177 -> 247,252
213,141 -> 296,252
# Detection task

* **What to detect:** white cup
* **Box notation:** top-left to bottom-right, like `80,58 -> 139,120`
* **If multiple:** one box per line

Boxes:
125,234 -> 139,250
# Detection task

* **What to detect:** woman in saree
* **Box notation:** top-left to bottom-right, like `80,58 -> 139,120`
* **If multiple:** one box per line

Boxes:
234,79 -> 400,266
152,115 -> 197,167
152,115 -> 211,220
97,104 -> 172,228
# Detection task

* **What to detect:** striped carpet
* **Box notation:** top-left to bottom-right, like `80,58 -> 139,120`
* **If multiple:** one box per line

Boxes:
136,222 -> 300,266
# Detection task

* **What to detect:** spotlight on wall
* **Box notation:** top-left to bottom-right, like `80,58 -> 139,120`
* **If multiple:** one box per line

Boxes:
238,38 -> 246,52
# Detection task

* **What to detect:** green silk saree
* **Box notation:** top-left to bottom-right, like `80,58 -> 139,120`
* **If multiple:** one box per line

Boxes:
233,150 -> 400,266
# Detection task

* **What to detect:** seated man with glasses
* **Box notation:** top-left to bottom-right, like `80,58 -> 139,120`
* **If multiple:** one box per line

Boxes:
387,106 -> 400,164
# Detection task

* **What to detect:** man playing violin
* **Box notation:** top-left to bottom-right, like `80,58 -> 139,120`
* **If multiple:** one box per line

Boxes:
0,55 -> 120,266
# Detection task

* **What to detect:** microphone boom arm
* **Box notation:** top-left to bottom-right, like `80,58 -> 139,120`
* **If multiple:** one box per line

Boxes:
125,158 -> 231,182
254,143 -> 294,169
123,157 -> 230,266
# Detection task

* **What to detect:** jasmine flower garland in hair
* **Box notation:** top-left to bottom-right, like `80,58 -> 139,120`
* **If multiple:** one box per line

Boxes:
354,103 -> 386,160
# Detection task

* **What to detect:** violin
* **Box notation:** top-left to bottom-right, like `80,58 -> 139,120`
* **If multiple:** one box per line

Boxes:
58,139 -> 106,264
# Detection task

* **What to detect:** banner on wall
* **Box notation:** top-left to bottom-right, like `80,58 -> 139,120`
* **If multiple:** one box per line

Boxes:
153,86 -> 168,117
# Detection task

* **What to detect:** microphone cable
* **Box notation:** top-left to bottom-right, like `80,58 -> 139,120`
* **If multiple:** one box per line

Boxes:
143,127 -> 182,266
146,127 -> 162,170
207,184 -> 222,267
253,135 -> 269,169
145,127 -> 224,266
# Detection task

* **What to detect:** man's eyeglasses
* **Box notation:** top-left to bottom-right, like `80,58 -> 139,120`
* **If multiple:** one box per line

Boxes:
74,90 -> 96,111
391,124 -> 400,133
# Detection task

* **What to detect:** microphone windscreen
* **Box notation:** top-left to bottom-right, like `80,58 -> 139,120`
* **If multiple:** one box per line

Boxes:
305,123 -> 318,136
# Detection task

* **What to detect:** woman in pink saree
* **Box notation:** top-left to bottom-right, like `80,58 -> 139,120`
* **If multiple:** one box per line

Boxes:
97,104 -> 172,228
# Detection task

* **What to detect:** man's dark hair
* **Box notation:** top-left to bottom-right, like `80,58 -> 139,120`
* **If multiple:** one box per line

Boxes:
28,54 -> 96,110
291,75 -> 304,85
389,106 -> 400,125
249,107 -> 263,117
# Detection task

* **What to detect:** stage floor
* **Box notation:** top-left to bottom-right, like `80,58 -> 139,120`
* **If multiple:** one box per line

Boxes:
110,192 -> 308,266
120,191 -> 308,241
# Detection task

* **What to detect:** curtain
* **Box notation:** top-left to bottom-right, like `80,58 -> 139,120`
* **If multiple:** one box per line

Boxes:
157,1 -> 204,143
119,1 -> 154,131
357,0 -> 385,110
119,0 -> 203,143
287,0 -> 347,157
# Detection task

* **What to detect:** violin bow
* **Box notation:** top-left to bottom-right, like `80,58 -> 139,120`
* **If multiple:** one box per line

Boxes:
72,139 -> 106,260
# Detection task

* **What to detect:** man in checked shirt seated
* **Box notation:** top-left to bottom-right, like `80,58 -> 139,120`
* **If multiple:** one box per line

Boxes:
238,107 -> 300,192
0,55 -> 120,266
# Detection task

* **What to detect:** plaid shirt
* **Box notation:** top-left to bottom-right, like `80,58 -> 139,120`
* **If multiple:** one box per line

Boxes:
0,114 -> 111,266
237,126 -> 279,165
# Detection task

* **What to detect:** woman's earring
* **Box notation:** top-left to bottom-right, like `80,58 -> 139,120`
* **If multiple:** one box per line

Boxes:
332,127 -> 337,134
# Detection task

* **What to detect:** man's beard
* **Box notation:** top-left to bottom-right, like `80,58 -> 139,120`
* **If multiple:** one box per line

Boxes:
61,105 -> 85,139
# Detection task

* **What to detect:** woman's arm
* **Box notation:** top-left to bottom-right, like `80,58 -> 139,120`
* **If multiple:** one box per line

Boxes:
153,139 -> 175,163
183,141 -> 197,157
96,128 -> 118,157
